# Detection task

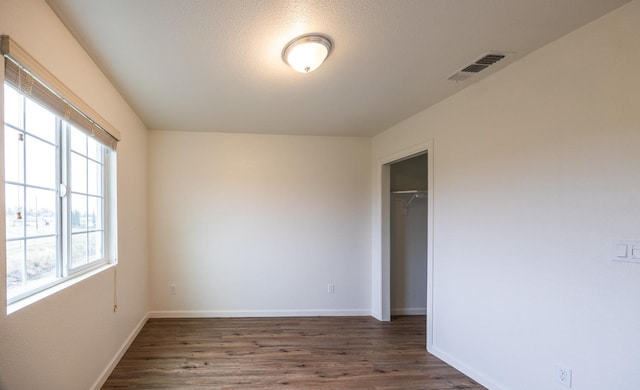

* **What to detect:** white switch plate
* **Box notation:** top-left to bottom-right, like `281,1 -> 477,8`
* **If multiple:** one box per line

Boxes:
612,240 -> 640,264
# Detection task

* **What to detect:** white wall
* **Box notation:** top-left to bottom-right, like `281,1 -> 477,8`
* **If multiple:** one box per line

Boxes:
390,193 -> 427,314
372,1 -> 640,389
2,0 -> 637,388
149,131 -> 371,316
0,0 -> 149,389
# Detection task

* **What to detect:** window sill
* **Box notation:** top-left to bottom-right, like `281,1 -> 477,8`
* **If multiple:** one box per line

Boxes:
7,262 -> 116,315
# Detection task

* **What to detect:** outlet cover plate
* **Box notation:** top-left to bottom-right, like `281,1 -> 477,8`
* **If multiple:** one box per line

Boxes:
556,364 -> 572,388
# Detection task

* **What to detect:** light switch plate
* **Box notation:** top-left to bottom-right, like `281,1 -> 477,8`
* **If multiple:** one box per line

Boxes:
613,240 -> 640,264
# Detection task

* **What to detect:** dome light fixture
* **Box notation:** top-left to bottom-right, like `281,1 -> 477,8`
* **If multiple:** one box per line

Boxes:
282,33 -> 333,73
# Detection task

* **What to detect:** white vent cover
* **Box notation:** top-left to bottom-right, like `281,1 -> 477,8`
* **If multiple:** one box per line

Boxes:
447,53 -> 507,82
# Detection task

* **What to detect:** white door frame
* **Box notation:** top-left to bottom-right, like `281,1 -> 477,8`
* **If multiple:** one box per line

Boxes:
373,140 -> 434,351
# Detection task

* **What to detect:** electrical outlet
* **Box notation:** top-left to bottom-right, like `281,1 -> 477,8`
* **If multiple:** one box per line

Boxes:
170,284 -> 177,294
557,365 -> 572,388
327,283 -> 335,294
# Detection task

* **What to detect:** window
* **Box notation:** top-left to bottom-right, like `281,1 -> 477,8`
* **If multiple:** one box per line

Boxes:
2,35 -> 119,309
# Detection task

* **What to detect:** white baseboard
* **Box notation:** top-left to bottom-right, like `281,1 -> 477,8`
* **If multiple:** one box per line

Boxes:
148,308 -> 371,318
430,345 -> 506,390
391,307 -> 427,315
91,313 -> 149,390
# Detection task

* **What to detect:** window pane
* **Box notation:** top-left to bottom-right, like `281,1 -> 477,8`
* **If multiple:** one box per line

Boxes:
4,126 -> 25,183
25,236 -> 57,283
87,136 -> 102,162
88,231 -> 103,262
71,194 -> 87,233
25,135 -> 56,189
70,126 -> 86,155
25,98 -> 56,144
71,153 -> 87,193
4,65 -> 115,305
5,184 -> 24,240
71,233 -> 87,268
87,160 -> 102,196
25,187 -> 57,238
87,196 -> 102,230
3,84 -> 23,129
6,240 -> 24,294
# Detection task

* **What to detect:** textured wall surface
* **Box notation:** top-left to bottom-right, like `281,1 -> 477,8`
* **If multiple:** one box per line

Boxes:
372,2 -> 640,389
0,1 -> 149,389
149,131 -> 371,317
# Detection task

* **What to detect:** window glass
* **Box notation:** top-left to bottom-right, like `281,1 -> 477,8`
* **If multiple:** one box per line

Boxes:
67,127 -> 106,271
6,240 -> 24,289
4,127 -> 24,183
24,187 -> 57,238
88,231 -> 103,262
87,196 -> 102,230
87,160 -> 102,196
71,153 -> 87,193
71,233 -> 88,268
25,135 -> 57,189
87,136 -> 101,161
4,81 -> 114,305
3,85 -> 23,129
24,99 -> 56,144
25,236 -> 57,283
70,126 -> 86,155
71,194 -> 87,233
4,184 -> 24,241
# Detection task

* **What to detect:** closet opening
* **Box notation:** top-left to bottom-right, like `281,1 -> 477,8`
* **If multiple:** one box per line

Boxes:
390,153 -> 428,318
376,141 -> 433,350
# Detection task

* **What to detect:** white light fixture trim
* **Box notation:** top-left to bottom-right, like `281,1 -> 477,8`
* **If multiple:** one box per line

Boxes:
282,33 -> 333,73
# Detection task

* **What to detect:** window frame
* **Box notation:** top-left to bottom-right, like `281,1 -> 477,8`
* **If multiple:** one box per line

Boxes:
2,35 -> 119,312
4,85 -> 115,306
64,124 -> 110,275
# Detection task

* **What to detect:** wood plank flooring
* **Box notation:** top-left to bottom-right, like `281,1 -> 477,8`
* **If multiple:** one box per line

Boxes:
103,316 -> 485,389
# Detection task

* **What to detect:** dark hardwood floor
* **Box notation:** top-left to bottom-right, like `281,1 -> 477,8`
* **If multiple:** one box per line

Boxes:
102,316 -> 485,389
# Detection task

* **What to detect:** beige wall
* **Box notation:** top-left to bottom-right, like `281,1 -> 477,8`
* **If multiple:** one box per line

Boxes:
372,1 -> 640,389
2,0 -> 639,389
0,0 -> 149,389
149,131 -> 372,316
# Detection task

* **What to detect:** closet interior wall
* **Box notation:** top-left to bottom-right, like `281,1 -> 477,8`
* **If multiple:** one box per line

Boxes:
390,153 -> 428,315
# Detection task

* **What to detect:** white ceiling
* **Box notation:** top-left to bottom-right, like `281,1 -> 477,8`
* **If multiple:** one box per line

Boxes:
46,0 -> 629,137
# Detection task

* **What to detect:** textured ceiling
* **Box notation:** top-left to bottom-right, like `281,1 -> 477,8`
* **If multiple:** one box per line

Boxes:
46,0 -> 629,136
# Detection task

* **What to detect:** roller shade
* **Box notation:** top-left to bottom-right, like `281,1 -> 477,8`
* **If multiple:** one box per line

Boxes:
1,35 -> 120,150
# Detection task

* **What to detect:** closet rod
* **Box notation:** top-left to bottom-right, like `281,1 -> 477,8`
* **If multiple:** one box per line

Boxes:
390,190 -> 427,194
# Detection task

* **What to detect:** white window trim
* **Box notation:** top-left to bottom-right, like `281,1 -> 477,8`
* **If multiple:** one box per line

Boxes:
2,35 -> 119,313
4,85 -> 118,311
7,262 -> 116,315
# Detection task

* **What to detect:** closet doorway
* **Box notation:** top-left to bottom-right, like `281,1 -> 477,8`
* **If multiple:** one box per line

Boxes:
376,141 -> 433,349
390,153 -> 428,317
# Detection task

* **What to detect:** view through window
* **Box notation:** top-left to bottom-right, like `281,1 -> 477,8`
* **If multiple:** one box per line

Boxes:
4,82 -> 112,304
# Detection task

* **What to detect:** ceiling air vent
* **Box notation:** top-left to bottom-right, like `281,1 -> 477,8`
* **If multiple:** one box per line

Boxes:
447,53 -> 507,82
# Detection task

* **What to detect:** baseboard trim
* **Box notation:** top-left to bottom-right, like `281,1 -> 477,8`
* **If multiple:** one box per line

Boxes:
391,307 -> 427,315
430,345 -> 506,390
148,309 -> 371,318
91,313 -> 149,390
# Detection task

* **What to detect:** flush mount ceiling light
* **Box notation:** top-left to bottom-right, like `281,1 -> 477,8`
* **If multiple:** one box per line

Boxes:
282,33 -> 333,73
